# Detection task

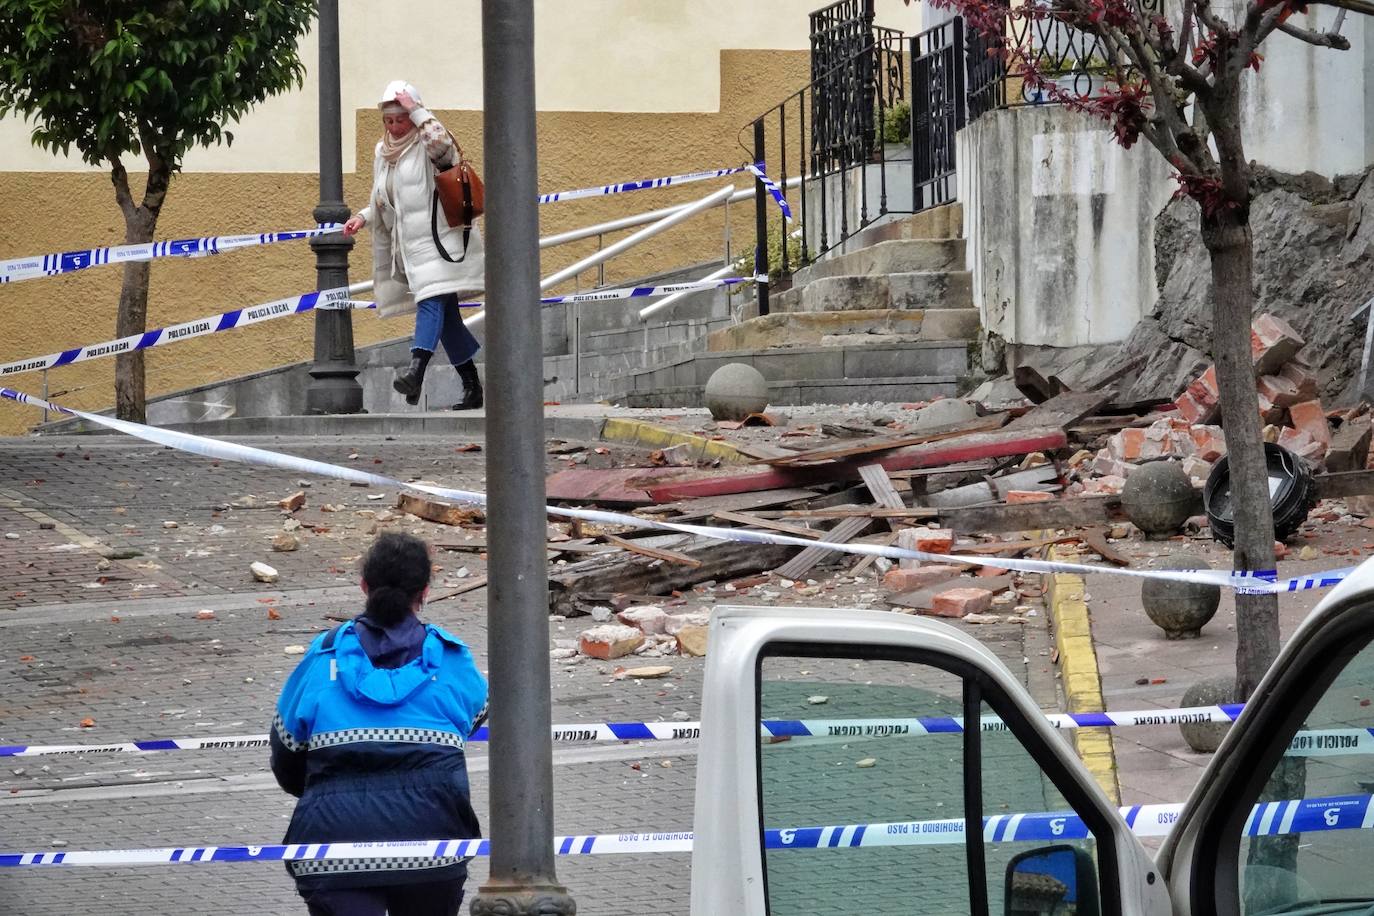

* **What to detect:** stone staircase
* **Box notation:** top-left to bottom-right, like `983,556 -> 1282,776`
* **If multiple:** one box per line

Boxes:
613,203 -> 982,408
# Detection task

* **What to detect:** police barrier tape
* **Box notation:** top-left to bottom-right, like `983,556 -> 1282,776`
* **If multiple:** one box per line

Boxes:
0,287 -> 370,379
0,278 -> 758,379
0,227 -> 342,287
1,164 -> 791,288
3,792 -> 1372,867
10,711 -> 1374,760
535,165 -> 754,205
0,386 -> 1356,596
745,163 -> 794,222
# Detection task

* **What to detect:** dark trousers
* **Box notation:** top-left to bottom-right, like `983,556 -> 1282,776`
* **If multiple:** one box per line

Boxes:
303,879 -> 465,916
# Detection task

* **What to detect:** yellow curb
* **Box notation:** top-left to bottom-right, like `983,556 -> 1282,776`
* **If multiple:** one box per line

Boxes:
1045,543 -> 1121,805
600,417 -> 752,465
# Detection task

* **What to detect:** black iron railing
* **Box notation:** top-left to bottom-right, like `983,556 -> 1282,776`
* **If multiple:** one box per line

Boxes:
911,19 -> 966,214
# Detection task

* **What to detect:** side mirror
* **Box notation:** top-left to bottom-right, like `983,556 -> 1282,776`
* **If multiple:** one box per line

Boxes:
1005,844 -> 1101,916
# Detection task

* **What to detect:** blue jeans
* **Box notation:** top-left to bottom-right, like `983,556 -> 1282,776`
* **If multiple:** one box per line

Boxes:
413,293 -> 480,367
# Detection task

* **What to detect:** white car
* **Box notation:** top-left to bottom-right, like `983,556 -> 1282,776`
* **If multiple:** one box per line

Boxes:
689,561 -> 1374,915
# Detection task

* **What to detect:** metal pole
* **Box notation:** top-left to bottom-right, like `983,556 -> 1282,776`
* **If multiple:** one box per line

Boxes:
304,0 -> 363,415
473,0 -> 575,913
753,119 -> 771,317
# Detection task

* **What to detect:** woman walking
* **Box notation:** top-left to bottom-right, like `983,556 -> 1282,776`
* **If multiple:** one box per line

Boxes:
343,80 -> 484,410
271,532 -> 488,916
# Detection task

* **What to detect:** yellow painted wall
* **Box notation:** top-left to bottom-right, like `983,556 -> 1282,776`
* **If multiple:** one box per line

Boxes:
0,49 -> 812,434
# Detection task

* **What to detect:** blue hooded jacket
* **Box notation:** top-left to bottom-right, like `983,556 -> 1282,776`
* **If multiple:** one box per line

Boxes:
270,616 -> 488,891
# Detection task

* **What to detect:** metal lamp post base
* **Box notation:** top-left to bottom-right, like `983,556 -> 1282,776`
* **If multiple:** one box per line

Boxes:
470,883 -> 577,916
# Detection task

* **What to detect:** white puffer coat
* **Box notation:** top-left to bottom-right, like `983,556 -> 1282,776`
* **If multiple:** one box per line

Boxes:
357,108 -> 484,319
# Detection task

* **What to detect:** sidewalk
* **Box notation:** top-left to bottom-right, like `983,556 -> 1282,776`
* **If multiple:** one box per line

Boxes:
1071,507 -> 1369,809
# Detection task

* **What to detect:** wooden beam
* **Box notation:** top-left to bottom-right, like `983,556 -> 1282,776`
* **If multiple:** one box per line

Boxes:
603,534 -> 703,567
773,516 -> 873,580
851,463 -> 910,576
1079,528 -> 1131,566
761,414 -> 1009,467
935,495 -> 1123,534
643,427 -> 1069,502
396,493 -> 485,527
1315,469 -> 1374,499
429,577 -> 488,603
1004,391 -> 1114,432
710,510 -> 825,540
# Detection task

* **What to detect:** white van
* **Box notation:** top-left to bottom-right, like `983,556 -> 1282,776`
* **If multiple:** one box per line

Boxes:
689,563 -> 1374,915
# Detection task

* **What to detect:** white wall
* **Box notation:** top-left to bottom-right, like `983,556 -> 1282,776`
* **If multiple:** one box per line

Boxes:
958,105 -> 1174,347
0,0 -> 923,175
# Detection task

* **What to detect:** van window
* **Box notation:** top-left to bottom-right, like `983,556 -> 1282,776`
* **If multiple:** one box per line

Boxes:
1239,639 -> 1374,913
757,650 -> 1107,916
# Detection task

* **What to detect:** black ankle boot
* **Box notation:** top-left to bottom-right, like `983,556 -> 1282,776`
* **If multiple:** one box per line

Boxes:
452,360 -> 484,411
393,349 -> 432,401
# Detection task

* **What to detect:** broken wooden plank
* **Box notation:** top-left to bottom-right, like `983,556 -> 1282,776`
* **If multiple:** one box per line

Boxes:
547,539 -> 796,614
429,577 -> 489,603
1315,469 -> 1374,499
924,465 -> 1060,509
849,529 -> 902,576
1004,391 -> 1113,433
603,534 -> 703,568
649,488 -> 820,522
886,461 -> 994,479
544,467 -> 697,506
710,510 -> 825,540
1013,365 -> 1064,404
936,495 -> 1123,534
397,492 -> 485,526
1079,528 -> 1131,566
761,413 -> 1009,467
643,427 -> 1069,502
850,463 -> 910,576
773,516 -> 873,580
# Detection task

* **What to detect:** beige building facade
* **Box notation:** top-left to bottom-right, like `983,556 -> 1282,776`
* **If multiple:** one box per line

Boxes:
0,1 -> 922,434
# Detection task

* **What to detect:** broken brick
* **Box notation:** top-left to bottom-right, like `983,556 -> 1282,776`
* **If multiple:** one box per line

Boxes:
1251,314 -> 1305,375
617,605 -> 670,635
1277,427 -> 1326,465
579,624 -> 645,660
1189,426 -> 1227,462
1280,362 -> 1320,402
1182,456 -> 1213,486
675,626 -> 709,657
1257,374 -> 1301,409
1174,391 -> 1216,425
278,491 -> 307,512
930,586 -> 994,619
1109,428 -> 1147,462
883,565 -> 963,592
663,612 -> 710,636
1289,399 -> 1332,448
913,528 -> 954,555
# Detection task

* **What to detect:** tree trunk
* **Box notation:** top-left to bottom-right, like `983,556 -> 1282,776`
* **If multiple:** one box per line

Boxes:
1201,206 -> 1280,701
110,163 -> 165,425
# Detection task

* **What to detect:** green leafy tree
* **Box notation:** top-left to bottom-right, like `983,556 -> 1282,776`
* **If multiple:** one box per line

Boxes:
0,0 -> 318,421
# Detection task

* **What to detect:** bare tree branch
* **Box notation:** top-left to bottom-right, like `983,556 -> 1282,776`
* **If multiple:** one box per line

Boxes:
107,156 -> 137,224
1312,0 -> 1374,16
1276,19 -> 1353,46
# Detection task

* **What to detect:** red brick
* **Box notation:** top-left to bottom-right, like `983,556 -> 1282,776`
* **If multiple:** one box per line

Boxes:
1110,428 -> 1147,462
929,587 -> 994,618
1189,426 -> 1227,462
913,528 -> 954,554
579,624 -> 645,660
883,565 -> 963,592
617,605 -> 670,635
1173,391 -> 1212,425
1257,374 -> 1301,409
1277,427 -> 1326,465
1006,490 -> 1053,504
1280,362 -> 1320,401
1251,314 -> 1306,374
1197,365 -> 1220,398
1289,399 -> 1332,448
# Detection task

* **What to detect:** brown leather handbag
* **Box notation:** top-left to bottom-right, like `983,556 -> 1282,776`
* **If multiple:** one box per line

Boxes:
431,135 -> 484,263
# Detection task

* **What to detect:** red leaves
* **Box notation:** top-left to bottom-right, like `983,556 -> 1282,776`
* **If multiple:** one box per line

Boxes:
1078,82 -> 1152,148
1172,172 -> 1240,217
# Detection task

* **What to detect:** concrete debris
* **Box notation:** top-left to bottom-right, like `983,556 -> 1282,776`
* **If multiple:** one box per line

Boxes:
278,491 -> 307,512
272,533 -> 301,553
579,624 -> 645,660
250,561 -> 279,584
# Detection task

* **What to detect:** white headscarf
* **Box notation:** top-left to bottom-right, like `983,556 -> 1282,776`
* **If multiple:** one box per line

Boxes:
378,81 -> 425,165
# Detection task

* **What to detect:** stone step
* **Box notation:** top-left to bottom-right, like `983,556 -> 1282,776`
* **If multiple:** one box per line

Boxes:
773,271 -> 974,313
621,375 -> 963,409
708,308 -> 980,351
615,338 -> 972,394
791,238 -> 966,287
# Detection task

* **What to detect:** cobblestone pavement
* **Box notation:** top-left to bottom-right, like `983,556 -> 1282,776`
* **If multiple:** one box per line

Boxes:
0,433 -> 1050,915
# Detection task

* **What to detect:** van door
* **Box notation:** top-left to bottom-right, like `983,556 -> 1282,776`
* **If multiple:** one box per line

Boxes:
1157,560 -> 1374,915
689,604 -> 1170,916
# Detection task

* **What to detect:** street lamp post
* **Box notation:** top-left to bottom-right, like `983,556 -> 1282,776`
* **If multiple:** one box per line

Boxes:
471,1 -> 576,915
304,0 -> 364,416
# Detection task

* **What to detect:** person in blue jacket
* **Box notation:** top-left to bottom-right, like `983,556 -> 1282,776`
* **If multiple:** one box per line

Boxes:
271,531 -> 488,916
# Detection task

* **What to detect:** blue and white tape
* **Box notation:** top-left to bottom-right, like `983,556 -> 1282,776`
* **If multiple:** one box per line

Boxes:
0,386 -> 1356,596
0,287 -> 371,379
9,712 -> 1373,761
745,163 -> 794,222
538,165 -> 754,205
0,227 -> 341,287
4,793 -> 1371,867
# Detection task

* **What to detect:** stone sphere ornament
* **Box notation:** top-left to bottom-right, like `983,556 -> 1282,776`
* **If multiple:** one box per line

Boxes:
1121,460 -> 1197,538
1140,552 -> 1221,640
704,363 -> 769,421
1179,675 -> 1237,753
